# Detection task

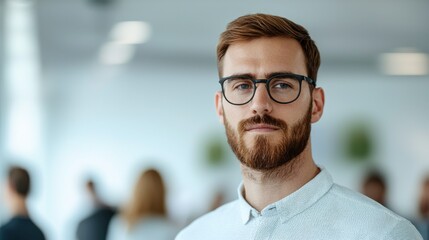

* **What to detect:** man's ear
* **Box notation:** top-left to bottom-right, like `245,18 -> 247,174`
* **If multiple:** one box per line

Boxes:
311,87 -> 325,123
215,91 -> 224,124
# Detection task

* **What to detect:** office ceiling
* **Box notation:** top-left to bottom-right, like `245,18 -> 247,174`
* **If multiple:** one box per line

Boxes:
3,0 -> 429,69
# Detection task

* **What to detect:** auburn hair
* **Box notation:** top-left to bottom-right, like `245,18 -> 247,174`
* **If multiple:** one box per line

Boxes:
419,177 -> 429,217
217,13 -> 321,81
121,169 -> 167,229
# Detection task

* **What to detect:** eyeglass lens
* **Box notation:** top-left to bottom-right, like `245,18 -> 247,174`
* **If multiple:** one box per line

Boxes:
222,76 -> 301,104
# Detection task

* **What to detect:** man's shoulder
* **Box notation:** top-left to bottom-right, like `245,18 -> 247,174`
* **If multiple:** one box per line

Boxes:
323,183 -> 422,238
328,184 -> 396,215
0,218 -> 22,233
176,200 -> 239,240
328,183 -> 402,218
81,207 -> 116,222
0,221 -> 15,239
0,217 -> 46,240
185,200 -> 239,227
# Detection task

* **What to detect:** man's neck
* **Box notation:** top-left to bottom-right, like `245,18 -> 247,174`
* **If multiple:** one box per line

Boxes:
10,196 -> 29,217
240,149 -> 320,212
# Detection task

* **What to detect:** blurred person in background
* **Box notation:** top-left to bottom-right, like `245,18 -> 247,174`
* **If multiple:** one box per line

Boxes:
415,176 -> 429,239
0,165 -> 46,240
176,13 -> 422,239
106,168 -> 178,240
208,190 -> 226,212
361,170 -> 387,207
76,179 -> 117,240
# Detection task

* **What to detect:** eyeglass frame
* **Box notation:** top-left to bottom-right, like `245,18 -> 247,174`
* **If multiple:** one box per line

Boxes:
218,72 -> 316,105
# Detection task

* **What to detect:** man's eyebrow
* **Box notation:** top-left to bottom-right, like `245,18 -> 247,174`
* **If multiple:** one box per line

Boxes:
222,73 -> 254,79
266,71 -> 295,78
223,71 -> 297,79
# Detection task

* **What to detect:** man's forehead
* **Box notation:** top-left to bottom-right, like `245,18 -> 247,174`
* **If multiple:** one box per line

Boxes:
222,37 -> 307,77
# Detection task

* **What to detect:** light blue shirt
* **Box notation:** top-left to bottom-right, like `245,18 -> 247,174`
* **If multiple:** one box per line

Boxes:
176,168 -> 422,240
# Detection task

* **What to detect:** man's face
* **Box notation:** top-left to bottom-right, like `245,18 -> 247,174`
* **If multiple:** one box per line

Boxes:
215,37 -> 323,171
3,180 -> 13,211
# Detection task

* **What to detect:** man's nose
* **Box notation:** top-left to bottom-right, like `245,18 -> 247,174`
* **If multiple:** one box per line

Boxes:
250,84 -> 273,115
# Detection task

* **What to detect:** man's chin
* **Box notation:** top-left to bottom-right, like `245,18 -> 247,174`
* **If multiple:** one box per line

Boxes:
243,133 -> 282,147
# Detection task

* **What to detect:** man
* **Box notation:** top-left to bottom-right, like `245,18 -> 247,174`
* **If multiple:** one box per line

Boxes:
176,13 -> 422,239
361,170 -> 387,207
76,179 -> 116,240
414,176 -> 429,239
0,166 -> 46,240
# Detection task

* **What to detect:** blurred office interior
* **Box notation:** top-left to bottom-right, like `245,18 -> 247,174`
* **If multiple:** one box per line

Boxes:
0,0 -> 428,239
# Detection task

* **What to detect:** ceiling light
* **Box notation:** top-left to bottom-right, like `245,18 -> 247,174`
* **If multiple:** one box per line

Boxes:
379,50 -> 428,76
99,42 -> 135,65
110,21 -> 151,44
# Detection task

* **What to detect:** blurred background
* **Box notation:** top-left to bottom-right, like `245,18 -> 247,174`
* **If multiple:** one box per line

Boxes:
0,0 -> 428,239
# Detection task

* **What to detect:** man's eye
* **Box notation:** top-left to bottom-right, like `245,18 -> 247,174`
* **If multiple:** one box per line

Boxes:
235,83 -> 252,90
270,78 -> 297,90
273,82 -> 292,89
231,80 -> 253,91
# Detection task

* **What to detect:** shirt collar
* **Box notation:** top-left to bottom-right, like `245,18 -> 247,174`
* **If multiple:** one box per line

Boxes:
237,166 -> 333,225
238,183 -> 253,224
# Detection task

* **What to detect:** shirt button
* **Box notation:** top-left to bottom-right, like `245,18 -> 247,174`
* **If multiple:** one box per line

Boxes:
252,211 -> 261,217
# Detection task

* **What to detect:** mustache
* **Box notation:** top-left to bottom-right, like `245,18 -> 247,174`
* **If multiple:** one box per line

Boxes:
239,115 -> 287,133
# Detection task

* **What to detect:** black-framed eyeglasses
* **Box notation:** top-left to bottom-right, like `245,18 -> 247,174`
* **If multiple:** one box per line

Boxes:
219,72 -> 316,105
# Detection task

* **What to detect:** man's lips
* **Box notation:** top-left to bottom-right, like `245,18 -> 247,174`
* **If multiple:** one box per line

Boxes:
245,124 -> 280,132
